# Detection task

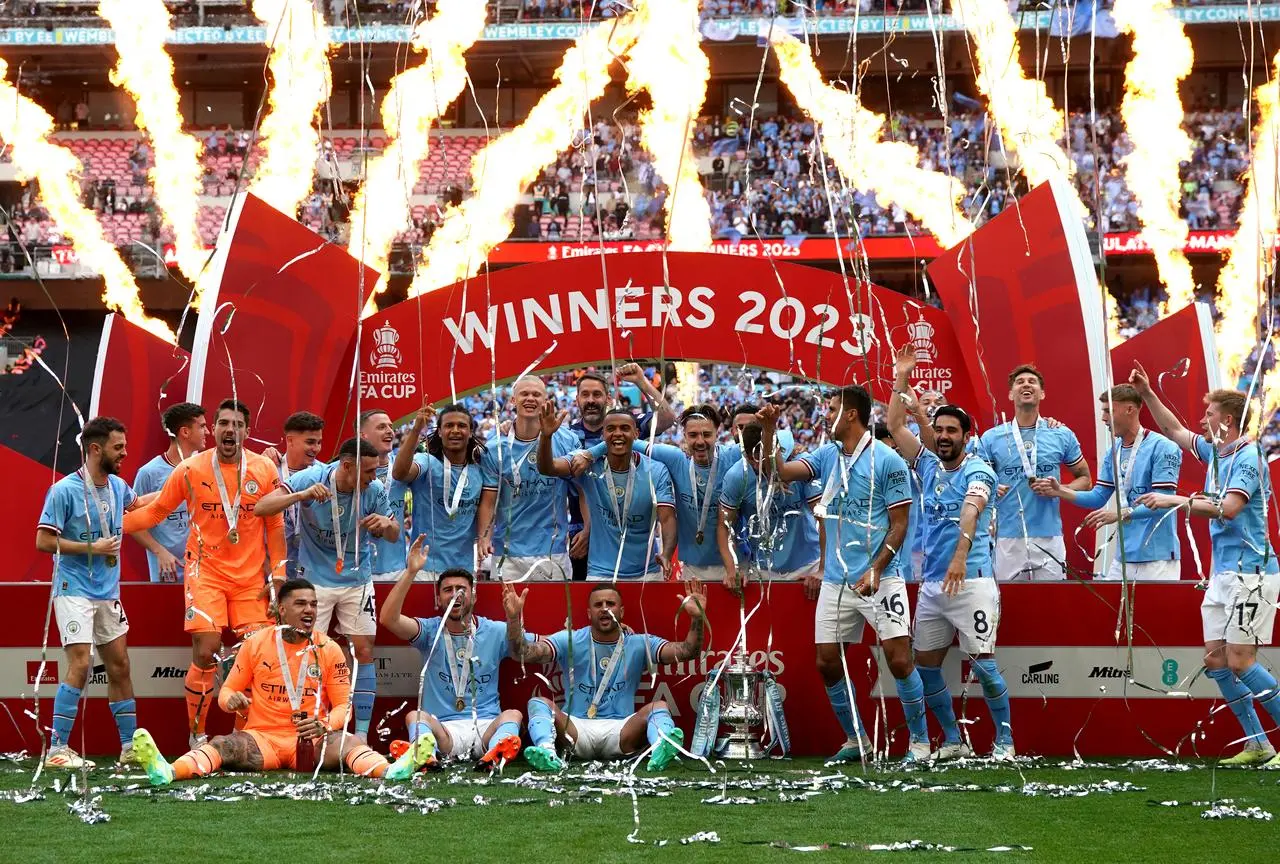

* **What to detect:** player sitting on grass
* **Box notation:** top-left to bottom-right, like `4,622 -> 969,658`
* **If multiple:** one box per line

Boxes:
504,581 -> 706,771
131,578 -> 434,784
381,536 -> 526,773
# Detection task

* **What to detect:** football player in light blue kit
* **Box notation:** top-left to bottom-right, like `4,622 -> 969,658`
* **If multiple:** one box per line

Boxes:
888,347 -> 1012,761
718,421 -> 822,591
132,402 -> 207,583
759,387 -> 931,764
538,403 -> 678,580
1131,364 -> 1280,768
1043,385 -> 1182,580
873,421 -> 923,582
255,437 -> 398,740
360,408 -> 410,582
480,376 -> 580,581
36,417 -> 142,769
579,404 -> 743,582
505,580 -> 707,771
266,411 -> 325,580
979,364 -> 1091,581
391,402 -> 497,579
380,537 -> 526,771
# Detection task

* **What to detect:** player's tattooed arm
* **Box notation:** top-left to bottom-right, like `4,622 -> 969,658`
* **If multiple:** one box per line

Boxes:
391,404 -> 433,483
661,579 -> 708,663
858,503 -> 909,595
502,581 -> 554,663
211,732 -> 265,771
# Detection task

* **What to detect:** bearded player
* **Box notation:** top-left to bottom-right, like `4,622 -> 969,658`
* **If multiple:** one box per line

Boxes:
37,417 -> 142,768
380,537 -> 525,771
505,581 -> 706,771
124,398 -> 287,745
131,578 -> 434,783
1131,364 -> 1280,767
889,348 -> 1012,760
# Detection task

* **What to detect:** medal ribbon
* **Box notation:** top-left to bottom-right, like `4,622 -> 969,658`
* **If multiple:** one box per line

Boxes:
327,467 -> 347,574
603,454 -> 638,577
274,629 -> 313,713
506,429 -> 537,492
211,449 -> 245,539
815,431 -> 871,519
588,634 -> 627,718
445,623 -> 475,710
1117,427 -> 1146,503
1010,419 -> 1039,480
688,448 -> 719,543
80,468 -> 116,545
442,457 -> 469,517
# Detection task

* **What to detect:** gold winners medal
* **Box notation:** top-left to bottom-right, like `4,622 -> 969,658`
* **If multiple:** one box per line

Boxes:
106,555 -> 118,567
455,697 -> 465,711
695,531 -> 705,545
586,704 -> 598,719
335,559 -> 344,574
228,528 -> 240,544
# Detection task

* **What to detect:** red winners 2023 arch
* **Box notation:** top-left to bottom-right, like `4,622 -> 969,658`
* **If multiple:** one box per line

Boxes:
0,189 -> 1261,760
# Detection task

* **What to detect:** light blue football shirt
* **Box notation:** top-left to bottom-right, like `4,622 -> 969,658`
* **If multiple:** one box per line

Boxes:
979,421 -> 1085,539
286,461 -> 389,587
576,452 -> 676,579
408,453 -> 495,573
719,460 -> 821,574
133,454 -> 187,582
37,472 -> 136,600
915,451 -> 997,582
1193,436 -> 1279,575
370,463 -> 408,575
485,428 -> 578,559
1072,431 -> 1182,563
542,626 -> 668,719
797,439 -> 912,584
410,615 -> 516,721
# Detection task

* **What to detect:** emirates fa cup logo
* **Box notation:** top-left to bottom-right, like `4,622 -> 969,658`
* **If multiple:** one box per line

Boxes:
907,317 -> 937,365
371,321 -> 402,369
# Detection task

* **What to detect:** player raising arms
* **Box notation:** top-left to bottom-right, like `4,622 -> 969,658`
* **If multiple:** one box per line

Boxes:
481,375 -> 580,581
123,398 -> 287,745
1041,385 -> 1183,581
759,387 -> 932,764
132,402 -> 207,583
36,417 -> 142,768
391,403 -> 496,580
380,537 -> 525,772
505,581 -> 707,771
131,578 -> 434,784
538,403 -> 677,580
888,347 -> 1012,761
1130,364 -> 1280,767
255,437 -> 397,740
979,364 -> 1091,581
361,408 -> 410,582
718,422 -> 822,590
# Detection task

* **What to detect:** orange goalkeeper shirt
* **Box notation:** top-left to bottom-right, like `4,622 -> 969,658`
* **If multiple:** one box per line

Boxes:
124,448 -> 286,583
219,626 -> 351,733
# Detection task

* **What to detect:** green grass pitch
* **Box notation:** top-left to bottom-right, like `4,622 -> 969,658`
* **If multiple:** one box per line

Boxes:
1,755 -> 1277,863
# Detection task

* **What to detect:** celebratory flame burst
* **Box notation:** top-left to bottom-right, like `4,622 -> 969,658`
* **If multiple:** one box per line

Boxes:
0,60 -> 174,342
952,0 -> 1084,214
348,0 -> 487,316
771,32 -> 974,247
98,0 -> 207,287
250,0 -> 333,217
1216,49 -> 1280,386
410,18 -> 640,295
1112,0 -> 1196,315
624,0 -> 712,251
